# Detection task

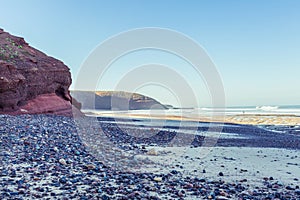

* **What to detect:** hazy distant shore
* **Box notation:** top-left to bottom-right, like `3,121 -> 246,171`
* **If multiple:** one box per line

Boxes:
86,111 -> 300,126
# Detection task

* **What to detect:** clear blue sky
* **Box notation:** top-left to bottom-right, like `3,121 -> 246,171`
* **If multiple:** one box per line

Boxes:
1,0 -> 299,107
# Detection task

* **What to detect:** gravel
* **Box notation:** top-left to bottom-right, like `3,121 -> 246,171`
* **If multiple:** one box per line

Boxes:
0,114 -> 299,199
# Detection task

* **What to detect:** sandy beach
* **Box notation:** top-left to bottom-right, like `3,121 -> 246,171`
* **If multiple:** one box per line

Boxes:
137,146 -> 300,187
94,112 -> 300,126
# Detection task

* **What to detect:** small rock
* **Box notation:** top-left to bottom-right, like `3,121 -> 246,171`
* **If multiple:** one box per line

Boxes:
216,196 -> 229,200
154,177 -> 162,182
59,158 -> 67,165
101,194 -> 109,200
147,148 -> 158,156
85,164 -> 96,170
199,178 -> 206,183
286,185 -> 294,190
59,176 -> 67,184
240,191 -> 250,196
18,189 -> 25,194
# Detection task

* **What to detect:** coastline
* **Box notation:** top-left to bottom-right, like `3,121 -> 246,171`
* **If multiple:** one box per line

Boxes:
87,112 -> 300,126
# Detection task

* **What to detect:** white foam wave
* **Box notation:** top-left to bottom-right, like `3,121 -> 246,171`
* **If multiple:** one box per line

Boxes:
256,106 -> 279,111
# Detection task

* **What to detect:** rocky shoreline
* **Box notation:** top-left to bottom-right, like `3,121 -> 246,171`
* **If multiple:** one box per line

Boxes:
1,114 -> 300,199
96,116 -> 300,149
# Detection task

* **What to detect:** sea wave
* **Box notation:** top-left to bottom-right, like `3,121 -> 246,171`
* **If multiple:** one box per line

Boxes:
256,106 -> 279,111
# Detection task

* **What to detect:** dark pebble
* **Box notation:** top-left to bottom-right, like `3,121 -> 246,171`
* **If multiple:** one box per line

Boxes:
1,115 -> 300,200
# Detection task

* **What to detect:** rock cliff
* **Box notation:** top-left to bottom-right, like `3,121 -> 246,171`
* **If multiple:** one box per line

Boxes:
72,91 -> 168,110
0,28 -> 77,116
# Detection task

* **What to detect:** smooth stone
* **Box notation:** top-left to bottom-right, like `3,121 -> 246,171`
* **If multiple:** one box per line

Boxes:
59,158 -> 67,165
216,196 -> 229,200
153,177 -> 162,182
147,148 -> 158,156
101,194 -> 110,200
59,176 -> 67,184
85,164 -> 96,170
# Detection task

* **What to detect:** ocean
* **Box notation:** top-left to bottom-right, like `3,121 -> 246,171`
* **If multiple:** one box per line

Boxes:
84,105 -> 300,118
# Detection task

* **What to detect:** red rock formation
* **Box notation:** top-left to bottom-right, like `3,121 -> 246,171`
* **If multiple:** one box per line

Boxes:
0,28 -> 79,117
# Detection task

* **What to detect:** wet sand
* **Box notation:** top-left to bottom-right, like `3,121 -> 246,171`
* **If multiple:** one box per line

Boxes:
95,112 -> 300,126
136,146 -> 300,188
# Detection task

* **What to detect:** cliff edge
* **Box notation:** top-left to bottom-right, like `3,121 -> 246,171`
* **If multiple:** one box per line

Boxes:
0,28 -> 78,116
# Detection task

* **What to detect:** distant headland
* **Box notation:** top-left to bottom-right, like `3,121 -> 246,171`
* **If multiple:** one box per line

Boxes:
71,90 -> 169,111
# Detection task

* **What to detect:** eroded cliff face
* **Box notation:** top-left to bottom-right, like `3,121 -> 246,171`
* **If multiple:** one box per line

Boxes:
0,28 -> 76,116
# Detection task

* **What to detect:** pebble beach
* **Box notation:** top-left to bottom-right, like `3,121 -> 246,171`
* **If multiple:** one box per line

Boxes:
1,114 -> 300,199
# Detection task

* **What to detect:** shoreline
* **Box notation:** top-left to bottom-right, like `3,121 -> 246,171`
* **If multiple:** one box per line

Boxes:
86,112 -> 300,126
135,146 -> 300,188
